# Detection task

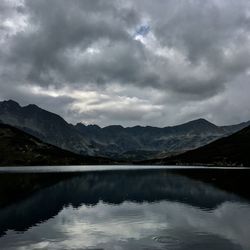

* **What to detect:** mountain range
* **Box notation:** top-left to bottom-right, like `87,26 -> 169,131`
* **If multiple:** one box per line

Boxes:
144,125 -> 250,167
75,118 -> 250,160
0,99 -> 250,161
0,123 -> 112,166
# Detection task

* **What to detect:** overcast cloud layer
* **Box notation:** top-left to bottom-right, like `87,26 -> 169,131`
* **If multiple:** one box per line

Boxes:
0,0 -> 250,126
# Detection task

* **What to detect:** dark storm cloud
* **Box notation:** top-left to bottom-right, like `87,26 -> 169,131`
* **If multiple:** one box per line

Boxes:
137,0 -> 250,97
5,0 -> 140,85
0,0 -> 250,126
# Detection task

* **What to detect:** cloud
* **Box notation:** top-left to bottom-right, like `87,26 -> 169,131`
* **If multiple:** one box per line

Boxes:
0,0 -> 250,126
2,200 -> 250,249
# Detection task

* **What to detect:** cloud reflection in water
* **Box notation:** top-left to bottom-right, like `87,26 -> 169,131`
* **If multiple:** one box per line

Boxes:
0,171 -> 249,250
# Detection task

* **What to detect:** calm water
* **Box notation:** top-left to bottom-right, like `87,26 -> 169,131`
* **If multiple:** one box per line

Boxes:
0,167 -> 249,250
0,165 -> 248,173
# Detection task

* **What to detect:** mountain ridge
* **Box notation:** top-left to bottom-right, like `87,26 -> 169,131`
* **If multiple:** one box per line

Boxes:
142,125 -> 250,167
1,99 -> 250,161
0,99 -> 93,155
0,123 -> 112,166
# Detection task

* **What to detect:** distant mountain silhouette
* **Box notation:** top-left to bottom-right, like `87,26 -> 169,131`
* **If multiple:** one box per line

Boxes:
0,123 -> 112,166
144,125 -> 250,167
1,100 -> 249,160
0,100 -> 94,155
75,118 -> 250,160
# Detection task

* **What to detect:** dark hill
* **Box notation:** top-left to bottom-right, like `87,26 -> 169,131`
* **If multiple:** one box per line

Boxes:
0,123 -> 112,166
145,125 -> 250,167
0,100 -> 93,155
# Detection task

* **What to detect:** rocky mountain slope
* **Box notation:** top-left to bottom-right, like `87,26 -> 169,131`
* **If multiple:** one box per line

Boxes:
0,100 -> 94,155
75,118 -> 250,160
144,125 -> 250,167
0,123 -> 112,166
1,100 -> 249,160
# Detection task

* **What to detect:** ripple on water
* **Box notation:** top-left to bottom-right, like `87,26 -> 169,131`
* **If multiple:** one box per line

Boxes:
153,235 -> 181,248
153,231 -> 243,250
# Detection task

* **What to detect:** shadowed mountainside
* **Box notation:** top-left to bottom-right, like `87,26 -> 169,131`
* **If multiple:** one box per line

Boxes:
75,118 -> 250,160
0,100 -> 94,155
0,123 -> 113,166
143,125 -> 250,167
1,100 -> 250,160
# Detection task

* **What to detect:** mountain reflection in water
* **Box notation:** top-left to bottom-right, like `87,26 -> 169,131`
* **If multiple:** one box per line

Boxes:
0,170 -> 249,250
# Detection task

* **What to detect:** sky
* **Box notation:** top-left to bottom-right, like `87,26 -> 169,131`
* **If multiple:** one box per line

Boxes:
0,0 -> 250,127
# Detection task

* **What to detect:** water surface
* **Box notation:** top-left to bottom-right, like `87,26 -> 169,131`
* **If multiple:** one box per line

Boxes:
0,165 -> 248,173
0,168 -> 249,250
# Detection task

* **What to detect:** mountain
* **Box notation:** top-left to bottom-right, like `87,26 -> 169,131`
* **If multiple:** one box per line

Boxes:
144,125 -> 250,167
0,123 -> 112,166
0,100 -> 94,155
75,118 -> 250,160
1,100 -> 249,161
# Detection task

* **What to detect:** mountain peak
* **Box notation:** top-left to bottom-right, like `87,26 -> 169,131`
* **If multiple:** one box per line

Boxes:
188,118 -> 213,124
87,124 -> 101,129
182,118 -> 217,128
75,123 -> 100,129
75,122 -> 86,127
169,118 -> 219,135
104,125 -> 124,130
25,104 -> 39,109
0,99 -> 20,109
22,103 -> 40,112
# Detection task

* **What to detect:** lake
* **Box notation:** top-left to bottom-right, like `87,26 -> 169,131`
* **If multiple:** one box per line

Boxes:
0,166 -> 250,250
